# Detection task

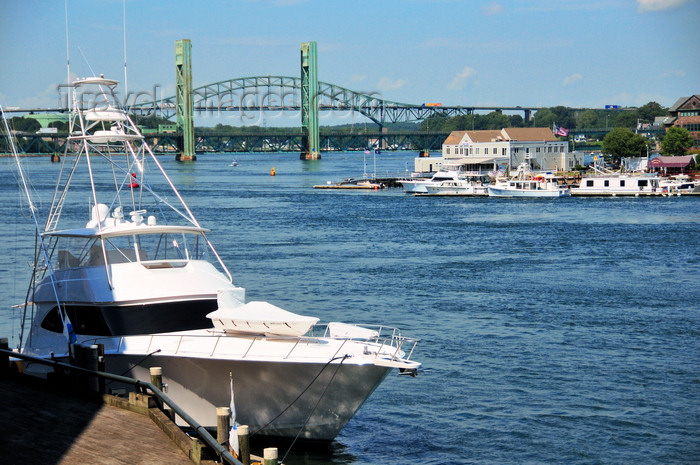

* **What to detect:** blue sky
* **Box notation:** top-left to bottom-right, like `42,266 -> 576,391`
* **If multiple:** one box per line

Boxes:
1,0 -> 698,126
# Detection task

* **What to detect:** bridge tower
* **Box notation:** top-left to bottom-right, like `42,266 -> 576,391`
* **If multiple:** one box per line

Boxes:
175,39 -> 195,161
300,42 -> 320,160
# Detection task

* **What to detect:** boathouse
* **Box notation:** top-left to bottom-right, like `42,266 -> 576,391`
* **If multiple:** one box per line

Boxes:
413,127 -> 582,174
648,155 -> 695,175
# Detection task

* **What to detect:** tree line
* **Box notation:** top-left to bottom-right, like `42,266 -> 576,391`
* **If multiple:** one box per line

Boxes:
418,102 -> 669,132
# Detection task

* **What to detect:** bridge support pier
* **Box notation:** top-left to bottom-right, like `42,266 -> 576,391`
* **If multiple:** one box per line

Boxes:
175,39 -> 196,161
300,42 -> 320,160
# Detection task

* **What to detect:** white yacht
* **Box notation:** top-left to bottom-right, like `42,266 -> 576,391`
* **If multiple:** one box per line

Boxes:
422,177 -> 489,196
398,165 -> 471,193
13,77 -> 420,441
488,164 -> 570,198
488,177 -> 571,198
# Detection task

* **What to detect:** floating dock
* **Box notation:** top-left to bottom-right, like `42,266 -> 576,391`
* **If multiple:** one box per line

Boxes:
314,175 -> 405,189
570,190 -> 699,197
314,182 -> 384,189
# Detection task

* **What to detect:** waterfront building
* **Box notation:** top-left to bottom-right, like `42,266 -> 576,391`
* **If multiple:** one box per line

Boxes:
666,95 -> 700,148
413,127 -> 582,174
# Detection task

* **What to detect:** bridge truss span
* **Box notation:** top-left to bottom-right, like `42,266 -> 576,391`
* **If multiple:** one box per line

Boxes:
130,75 -> 492,126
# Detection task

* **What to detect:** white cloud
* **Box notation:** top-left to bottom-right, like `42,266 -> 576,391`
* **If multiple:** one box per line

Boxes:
482,2 -> 504,15
637,0 -> 691,11
563,73 -> 583,86
350,74 -> 367,82
447,67 -> 476,90
661,69 -> 686,78
376,77 -> 407,92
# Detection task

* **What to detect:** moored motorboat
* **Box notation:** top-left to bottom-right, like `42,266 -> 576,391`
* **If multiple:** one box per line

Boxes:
488,175 -> 570,198
421,177 -> 489,196
10,76 -> 420,441
398,165 -> 468,193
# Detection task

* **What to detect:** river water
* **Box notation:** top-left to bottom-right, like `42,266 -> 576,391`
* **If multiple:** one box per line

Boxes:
1,151 -> 699,464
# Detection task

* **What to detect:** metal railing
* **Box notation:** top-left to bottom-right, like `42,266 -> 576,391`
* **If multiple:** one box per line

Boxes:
84,323 -> 420,366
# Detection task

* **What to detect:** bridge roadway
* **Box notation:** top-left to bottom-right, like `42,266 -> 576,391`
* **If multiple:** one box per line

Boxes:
0,130 -> 450,154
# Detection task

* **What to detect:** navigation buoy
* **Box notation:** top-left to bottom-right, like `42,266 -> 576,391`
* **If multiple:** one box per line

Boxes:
128,173 -> 139,188
270,167 -> 276,176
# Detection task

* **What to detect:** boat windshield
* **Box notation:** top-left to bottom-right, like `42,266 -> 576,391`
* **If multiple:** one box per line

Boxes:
52,231 -> 212,269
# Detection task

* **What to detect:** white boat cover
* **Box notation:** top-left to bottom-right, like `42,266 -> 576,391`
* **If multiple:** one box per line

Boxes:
207,300 -> 319,337
327,322 -> 379,339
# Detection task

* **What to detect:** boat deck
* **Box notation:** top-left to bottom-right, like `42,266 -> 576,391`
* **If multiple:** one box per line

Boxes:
0,374 -> 194,465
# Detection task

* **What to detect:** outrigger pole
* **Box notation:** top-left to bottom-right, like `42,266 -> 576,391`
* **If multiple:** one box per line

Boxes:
0,105 -> 77,352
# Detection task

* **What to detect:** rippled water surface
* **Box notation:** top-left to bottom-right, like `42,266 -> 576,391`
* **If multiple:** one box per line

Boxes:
1,152 -> 699,464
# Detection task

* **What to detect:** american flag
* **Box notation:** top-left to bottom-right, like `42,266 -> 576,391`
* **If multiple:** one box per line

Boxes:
554,125 -> 569,137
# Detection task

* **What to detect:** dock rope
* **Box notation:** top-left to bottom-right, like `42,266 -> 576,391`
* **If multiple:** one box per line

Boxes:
280,354 -> 349,464
249,354 -> 349,453
104,348 -> 162,386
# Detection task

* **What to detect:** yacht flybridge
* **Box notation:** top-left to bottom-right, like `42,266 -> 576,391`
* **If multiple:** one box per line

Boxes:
16,76 -> 420,441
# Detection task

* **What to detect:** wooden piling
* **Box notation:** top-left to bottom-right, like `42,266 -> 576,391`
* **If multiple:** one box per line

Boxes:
150,366 -> 163,390
238,425 -> 250,465
216,406 -> 230,445
263,447 -> 278,465
72,343 -> 100,392
150,366 -> 164,410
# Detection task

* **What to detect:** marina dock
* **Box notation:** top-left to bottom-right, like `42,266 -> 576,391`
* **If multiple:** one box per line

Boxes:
0,342 -> 274,465
0,374 -> 195,464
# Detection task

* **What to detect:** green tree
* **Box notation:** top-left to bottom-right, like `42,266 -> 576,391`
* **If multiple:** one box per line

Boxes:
661,126 -> 693,156
532,109 -> 556,128
637,101 -> 668,123
482,111 -> 511,130
509,114 -> 525,127
49,121 -> 69,131
602,127 -> 648,161
550,106 -> 575,129
577,109 -> 598,129
612,110 -> 639,128
9,116 -> 41,133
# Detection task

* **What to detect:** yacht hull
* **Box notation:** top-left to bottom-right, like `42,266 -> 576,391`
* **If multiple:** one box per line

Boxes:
107,354 -> 391,441
488,187 -> 570,197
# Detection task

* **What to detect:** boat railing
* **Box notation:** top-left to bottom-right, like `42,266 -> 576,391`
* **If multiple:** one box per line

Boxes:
318,323 -> 420,363
85,323 -> 419,365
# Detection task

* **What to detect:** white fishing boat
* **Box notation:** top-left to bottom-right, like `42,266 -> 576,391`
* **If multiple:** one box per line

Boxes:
6,77 -> 420,442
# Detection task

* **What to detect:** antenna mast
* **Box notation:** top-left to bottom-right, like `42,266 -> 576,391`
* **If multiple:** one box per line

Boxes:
64,0 -> 70,85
